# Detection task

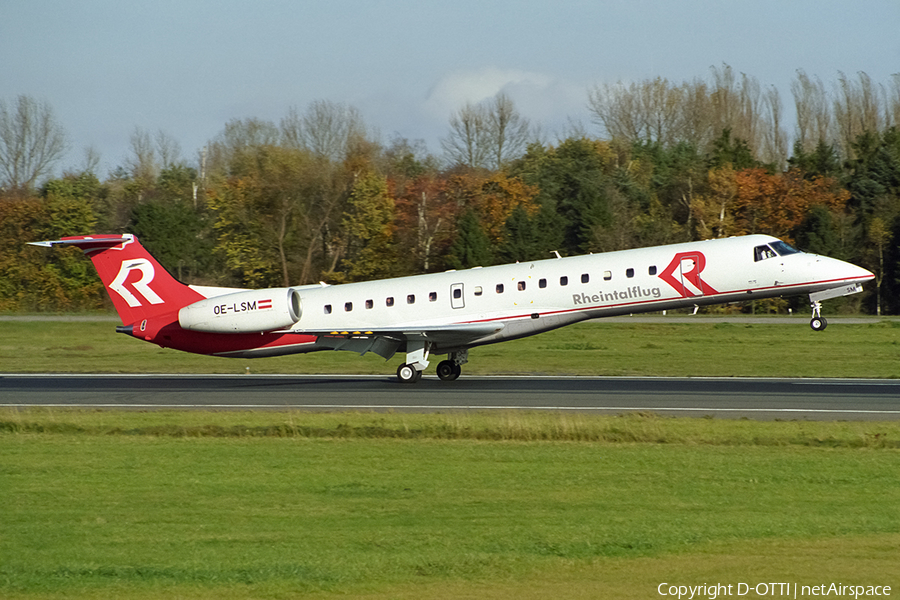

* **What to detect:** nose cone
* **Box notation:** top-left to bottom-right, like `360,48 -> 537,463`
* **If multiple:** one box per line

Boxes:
816,255 -> 874,287
840,259 -> 875,283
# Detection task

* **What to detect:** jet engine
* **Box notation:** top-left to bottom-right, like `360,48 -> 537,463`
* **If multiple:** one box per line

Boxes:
178,288 -> 301,333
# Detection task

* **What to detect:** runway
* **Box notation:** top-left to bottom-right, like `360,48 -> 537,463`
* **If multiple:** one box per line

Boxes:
1,374 -> 899,420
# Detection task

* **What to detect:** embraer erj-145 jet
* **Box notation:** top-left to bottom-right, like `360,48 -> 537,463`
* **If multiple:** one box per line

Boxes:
32,234 -> 873,383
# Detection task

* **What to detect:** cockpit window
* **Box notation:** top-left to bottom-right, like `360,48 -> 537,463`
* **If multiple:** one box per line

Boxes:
769,240 -> 801,256
754,245 -> 777,262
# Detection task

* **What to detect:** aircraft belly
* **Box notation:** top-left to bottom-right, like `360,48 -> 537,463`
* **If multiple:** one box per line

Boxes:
213,340 -> 322,358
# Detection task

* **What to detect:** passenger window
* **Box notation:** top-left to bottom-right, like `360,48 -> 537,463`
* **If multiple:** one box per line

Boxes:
365,299 -> 373,309
649,266 -> 657,275
603,271 -> 612,281
626,268 -> 634,278
324,304 -> 332,314
429,292 -> 437,302
496,284 -> 504,293
453,288 -> 462,299
407,294 -> 415,304
386,297 -> 394,307
539,278 -> 547,288
560,276 -> 568,286
474,286 -> 483,296
344,302 -> 353,312
581,273 -> 589,284
517,281 -> 526,291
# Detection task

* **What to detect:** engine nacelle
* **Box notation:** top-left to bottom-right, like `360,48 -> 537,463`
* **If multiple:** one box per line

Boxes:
178,288 -> 301,334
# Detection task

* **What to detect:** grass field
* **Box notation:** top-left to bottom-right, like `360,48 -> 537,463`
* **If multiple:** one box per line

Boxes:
2,317 -> 900,377
1,318 -> 898,598
1,410 -> 899,599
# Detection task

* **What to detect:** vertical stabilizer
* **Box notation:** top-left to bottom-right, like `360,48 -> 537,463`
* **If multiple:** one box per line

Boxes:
30,234 -> 205,325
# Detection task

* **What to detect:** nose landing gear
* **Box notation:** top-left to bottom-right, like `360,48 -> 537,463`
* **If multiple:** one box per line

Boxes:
809,300 -> 827,331
807,282 -> 868,332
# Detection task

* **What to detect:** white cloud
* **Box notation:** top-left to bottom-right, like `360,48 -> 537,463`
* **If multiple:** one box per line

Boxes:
423,68 -> 554,118
420,67 -> 591,144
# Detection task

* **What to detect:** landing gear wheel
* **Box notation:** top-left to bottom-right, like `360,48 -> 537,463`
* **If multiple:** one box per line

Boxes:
436,360 -> 454,381
810,316 -> 827,331
397,363 -> 420,383
437,360 -> 462,381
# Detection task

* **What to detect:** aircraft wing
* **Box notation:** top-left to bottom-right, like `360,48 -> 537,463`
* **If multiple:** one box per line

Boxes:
284,322 -> 505,360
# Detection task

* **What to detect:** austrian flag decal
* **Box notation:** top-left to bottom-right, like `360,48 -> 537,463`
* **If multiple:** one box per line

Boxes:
258,298 -> 273,310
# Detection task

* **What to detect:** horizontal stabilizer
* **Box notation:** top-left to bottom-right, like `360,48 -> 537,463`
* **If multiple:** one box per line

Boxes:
29,235 -> 133,253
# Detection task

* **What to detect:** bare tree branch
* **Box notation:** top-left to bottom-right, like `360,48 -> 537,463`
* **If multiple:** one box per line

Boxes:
282,100 -> 366,162
486,93 -> 531,169
441,101 -> 490,169
0,95 -> 67,193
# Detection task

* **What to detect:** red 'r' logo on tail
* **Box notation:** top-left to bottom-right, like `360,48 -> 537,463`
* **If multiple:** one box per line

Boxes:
658,251 -> 719,297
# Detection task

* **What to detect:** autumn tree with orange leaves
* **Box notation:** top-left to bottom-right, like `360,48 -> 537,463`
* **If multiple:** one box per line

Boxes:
688,165 -> 738,240
393,175 -> 457,272
732,168 -> 849,243
443,171 -> 540,242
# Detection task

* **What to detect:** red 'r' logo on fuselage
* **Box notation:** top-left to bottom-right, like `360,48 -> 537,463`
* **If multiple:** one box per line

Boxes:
658,251 -> 719,297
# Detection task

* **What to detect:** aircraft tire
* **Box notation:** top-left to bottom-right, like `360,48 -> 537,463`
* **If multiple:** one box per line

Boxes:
397,363 -> 418,383
436,360 -> 457,381
810,316 -> 827,331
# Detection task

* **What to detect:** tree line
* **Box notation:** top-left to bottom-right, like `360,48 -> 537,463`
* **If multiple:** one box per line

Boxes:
2,66 -> 899,315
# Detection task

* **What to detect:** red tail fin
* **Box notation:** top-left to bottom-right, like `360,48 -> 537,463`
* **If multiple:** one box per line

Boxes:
31,234 -> 204,325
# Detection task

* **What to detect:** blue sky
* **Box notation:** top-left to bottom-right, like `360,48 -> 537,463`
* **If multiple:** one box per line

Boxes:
2,0 -> 898,175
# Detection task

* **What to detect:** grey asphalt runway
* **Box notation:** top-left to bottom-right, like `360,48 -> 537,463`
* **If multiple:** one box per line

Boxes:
1,374 -> 898,420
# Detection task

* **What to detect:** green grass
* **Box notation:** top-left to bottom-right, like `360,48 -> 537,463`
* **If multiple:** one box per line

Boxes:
2,318 -> 899,598
3,408 -> 900,448
1,410 -> 899,599
3,318 -> 900,377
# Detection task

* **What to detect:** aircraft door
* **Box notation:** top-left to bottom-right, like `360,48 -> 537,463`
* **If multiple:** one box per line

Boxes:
679,255 -> 703,297
678,251 -> 718,296
660,250 -> 717,298
450,283 -> 465,309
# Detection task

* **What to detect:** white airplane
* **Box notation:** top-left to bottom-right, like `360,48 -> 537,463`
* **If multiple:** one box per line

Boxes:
32,233 -> 873,382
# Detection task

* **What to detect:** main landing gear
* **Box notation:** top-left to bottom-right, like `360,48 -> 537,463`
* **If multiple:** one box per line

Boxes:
396,346 -> 468,383
436,359 -> 462,381
809,300 -> 827,331
396,363 -> 423,383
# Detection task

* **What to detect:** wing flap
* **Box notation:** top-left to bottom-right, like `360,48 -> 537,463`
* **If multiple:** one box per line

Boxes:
282,322 -> 505,359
